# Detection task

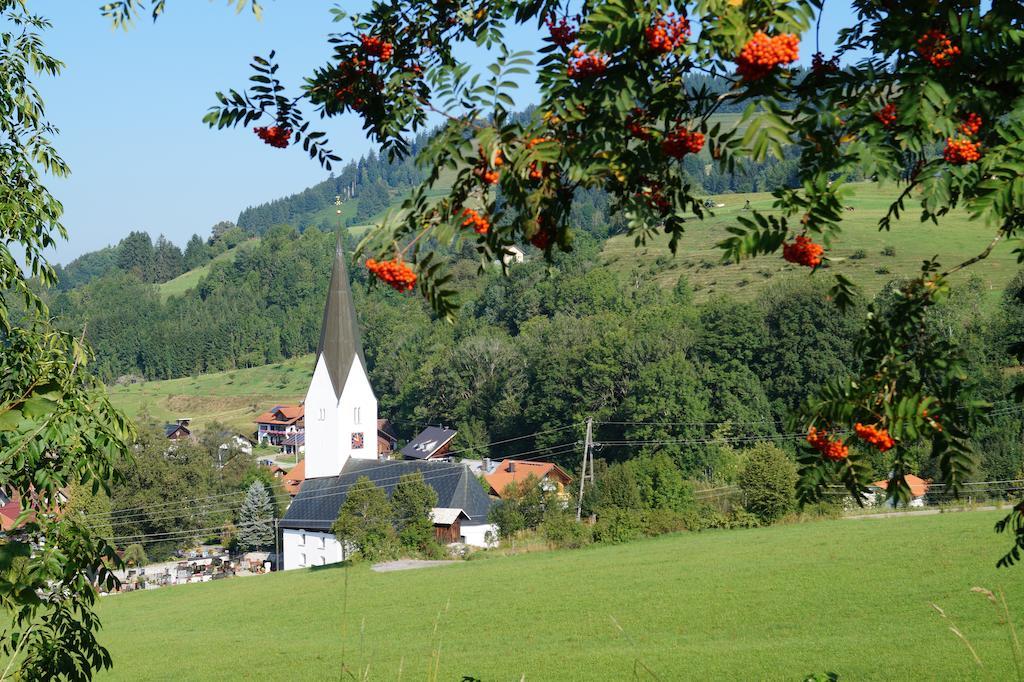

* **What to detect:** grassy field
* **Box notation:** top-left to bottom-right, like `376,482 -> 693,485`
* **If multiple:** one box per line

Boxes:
157,239 -> 259,301
603,182 -> 1021,303
107,354 -> 313,435
95,511 -> 1024,680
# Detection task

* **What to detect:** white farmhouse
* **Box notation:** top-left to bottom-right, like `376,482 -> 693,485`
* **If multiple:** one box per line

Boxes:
279,238 -> 496,570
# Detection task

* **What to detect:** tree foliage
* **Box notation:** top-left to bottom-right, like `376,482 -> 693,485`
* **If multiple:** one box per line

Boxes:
236,480 -> 275,551
391,472 -> 439,553
331,476 -> 397,561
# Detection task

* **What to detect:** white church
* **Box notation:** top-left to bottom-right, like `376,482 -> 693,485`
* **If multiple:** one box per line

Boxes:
279,239 -> 496,570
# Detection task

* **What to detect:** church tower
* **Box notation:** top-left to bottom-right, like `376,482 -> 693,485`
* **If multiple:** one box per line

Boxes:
303,238 -> 378,479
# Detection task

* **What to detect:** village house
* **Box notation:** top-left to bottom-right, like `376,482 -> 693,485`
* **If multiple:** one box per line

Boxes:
377,418 -> 398,455
278,239 -> 496,569
399,426 -> 458,461
484,459 -> 574,501
431,507 -> 470,544
163,418 -> 192,441
869,474 -> 931,508
254,405 -> 304,447
281,460 -> 305,497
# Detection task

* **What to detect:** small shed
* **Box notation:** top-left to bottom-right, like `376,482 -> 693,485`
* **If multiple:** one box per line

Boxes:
430,507 -> 470,544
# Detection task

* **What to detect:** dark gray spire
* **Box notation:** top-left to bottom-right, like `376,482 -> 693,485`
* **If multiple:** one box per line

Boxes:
316,237 -> 367,396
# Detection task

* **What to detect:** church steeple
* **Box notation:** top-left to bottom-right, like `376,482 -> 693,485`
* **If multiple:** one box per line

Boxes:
303,234 -> 379,479
316,238 -> 367,398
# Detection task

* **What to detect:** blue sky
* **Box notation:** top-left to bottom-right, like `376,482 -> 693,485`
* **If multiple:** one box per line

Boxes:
35,2 -> 852,264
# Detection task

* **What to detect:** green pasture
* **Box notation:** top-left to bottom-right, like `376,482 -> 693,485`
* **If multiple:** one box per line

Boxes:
107,353 -> 313,435
603,182 -> 1020,303
95,511 -> 1024,680
157,239 -> 259,301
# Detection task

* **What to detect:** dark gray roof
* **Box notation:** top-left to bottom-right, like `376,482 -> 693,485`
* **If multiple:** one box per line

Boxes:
164,423 -> 189,438
316,237 -> 367,396
399,426 -> 457,460
281,432 -> 305,446
281,458 -> 493,532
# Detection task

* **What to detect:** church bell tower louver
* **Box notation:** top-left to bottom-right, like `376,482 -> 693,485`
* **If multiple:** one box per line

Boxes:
303,238 -> 378,479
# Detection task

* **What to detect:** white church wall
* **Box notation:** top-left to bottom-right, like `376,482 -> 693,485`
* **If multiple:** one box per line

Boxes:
338,359 -> 378,463
461,523 -> 498,548
304,356 -> 341,479
282,529 -> 346,570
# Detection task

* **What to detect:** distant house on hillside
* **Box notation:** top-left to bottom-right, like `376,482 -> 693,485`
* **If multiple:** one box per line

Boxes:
164,418 -> 192,441
218,434 -> 253,458
485,460 -> 574,500
377,418 -> 398,456
501,245 -> 526,266
399,426 -> 457,461
255,405 -> 304,447
870,474 -> 931,508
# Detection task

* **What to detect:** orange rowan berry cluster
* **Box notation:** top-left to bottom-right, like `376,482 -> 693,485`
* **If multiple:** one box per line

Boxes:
959,112 -> 983,137
854,423 -> 896,452
530,219 -> 553,249
916,30 -> 960,68
360,35 -> 393,61
254,126 -> 291,148
366,258 -> 417,293
943,137 -> 982,164
782,235 -> 824,267
874,103 -> 897,127
639,182 -> 671,213
473,148 -> 503,184
526,138 -> 552,180
811,51 -> 839,75
460,208 -> 490,235
735,32 -> 799,81
645,13 -> 690,55
661,128 -> 704,159
807,426 -> 849,461
545,16 -> 577,49
626,109 -> 652,140
568,50 -> 608,80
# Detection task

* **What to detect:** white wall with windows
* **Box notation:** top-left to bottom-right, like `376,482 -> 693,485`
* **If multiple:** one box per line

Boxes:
303,355 -> 378,479
282,528 -> 347,570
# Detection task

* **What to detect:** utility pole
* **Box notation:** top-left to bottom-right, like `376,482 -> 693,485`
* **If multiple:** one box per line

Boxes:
576,417 -> 593,520
274,518 -> 280,571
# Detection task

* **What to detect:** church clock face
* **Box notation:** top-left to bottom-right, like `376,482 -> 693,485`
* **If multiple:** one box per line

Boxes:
351,432 -> 364,449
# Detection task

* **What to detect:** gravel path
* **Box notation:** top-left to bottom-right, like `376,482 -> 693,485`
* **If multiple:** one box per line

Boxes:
371,559 -> 459,573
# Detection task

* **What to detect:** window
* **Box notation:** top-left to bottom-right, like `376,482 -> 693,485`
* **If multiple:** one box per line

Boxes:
351,432 -> 364,449
320,536 -> 326,549
300,553 -> 306,567
300,532 -> 306,546
317,408 -> 326,421
320,556 -> 327,566
353,406 -> 361,424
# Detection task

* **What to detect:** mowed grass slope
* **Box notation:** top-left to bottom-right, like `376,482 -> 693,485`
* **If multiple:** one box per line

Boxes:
97,512 -> 1024,680
107,354 -> 313,434
604,182 -> 1021,302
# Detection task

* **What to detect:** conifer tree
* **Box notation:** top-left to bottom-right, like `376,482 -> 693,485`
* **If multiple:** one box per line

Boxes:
236,480 -> 274,551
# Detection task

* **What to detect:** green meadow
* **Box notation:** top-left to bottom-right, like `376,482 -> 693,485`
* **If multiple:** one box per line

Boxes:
96,511 -> 1024,680
602,182 -> 1020,303
107,353 -> 313,434
157,239 -> 259,301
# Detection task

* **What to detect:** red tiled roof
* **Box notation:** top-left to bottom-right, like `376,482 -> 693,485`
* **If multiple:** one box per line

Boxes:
282,460 -> 306,496
255,404 -> 304,425
872,474 -> 930,498
485,460 -> 573,499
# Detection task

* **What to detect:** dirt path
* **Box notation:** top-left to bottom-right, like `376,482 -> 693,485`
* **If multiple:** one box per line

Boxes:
844,505 -> 998,520
371,559 -> 459,573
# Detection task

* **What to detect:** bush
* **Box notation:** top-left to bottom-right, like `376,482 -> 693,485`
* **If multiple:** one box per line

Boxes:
850,249 -> 867,260
640,508 -> 689,536
541,512 -> 593,549
737,443 -> 798,524
592,507 -> 643,544
881,245 -> 896,257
